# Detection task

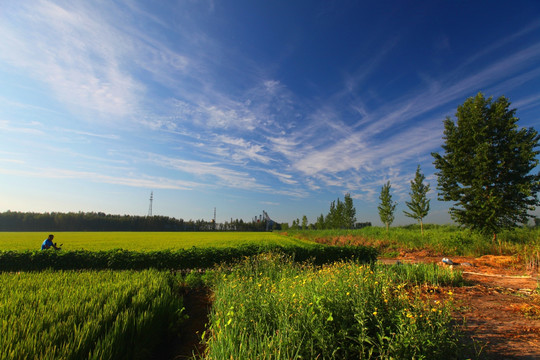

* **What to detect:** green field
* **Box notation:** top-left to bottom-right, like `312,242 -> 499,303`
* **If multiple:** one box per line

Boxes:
0,270 -> 183,360
1,257 -> 465,360
1,231 -> 313,251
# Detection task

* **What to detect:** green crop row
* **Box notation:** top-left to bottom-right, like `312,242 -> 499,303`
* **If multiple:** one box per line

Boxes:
202,254 -> 465,359
0,270 -> 183,360
0,244 -> 378,271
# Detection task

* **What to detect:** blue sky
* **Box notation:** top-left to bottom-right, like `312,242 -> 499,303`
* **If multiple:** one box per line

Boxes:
1,1 -> 539,226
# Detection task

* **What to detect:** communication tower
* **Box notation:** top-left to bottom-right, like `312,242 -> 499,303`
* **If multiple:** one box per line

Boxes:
148,191 -> 153,216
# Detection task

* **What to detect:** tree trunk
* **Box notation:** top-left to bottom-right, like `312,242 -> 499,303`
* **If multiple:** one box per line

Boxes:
420,220 -> 424,236
493,232 -> 502,255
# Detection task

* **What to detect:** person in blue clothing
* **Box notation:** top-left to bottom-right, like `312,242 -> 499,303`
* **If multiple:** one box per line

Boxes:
41,234 -> 60,250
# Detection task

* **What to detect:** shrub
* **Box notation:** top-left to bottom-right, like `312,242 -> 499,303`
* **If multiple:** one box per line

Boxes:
0,244 -> 377,271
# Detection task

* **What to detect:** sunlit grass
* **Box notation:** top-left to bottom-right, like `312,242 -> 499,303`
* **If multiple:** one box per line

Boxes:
1,231 -> 315,251
0,270 -> 184,359
288,225 -> 540,259
202,254 -> 464,359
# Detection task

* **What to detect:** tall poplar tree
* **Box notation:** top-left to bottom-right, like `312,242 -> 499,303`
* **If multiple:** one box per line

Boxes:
432,93 -> 540,241
403,165 -> 431,235
325,200 -> 336,228
315,214 -> 325,230
378,181 -> 397,231
301,215 -> 308,230
344,193 -> 357,229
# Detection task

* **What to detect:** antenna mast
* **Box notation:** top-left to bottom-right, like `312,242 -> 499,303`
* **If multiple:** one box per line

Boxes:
148,191 -> 153,216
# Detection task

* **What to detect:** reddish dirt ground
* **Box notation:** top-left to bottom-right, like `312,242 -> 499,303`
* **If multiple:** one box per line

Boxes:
383,253 -> 540,359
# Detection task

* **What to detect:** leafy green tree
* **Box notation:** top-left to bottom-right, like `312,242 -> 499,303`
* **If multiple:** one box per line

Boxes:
378,181 -> 397,231
325,200 -> 337,228
403,165 -> 431,235
322,195 -> 358,229
344,193 -> 357,229
432,93 -> 540,241
301,215 -> 308,230
315,214 -> 325,230
335,199 -> 346,228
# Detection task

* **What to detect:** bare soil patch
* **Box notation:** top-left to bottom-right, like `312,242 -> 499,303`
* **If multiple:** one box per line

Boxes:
383,252 -> 540,359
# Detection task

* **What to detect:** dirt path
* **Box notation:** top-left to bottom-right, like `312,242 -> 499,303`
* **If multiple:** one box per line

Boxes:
382,254 -> 540,359
160,288 -> 211,360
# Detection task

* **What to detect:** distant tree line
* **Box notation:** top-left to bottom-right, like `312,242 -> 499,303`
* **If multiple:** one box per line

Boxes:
0,211 -> 278,232
286,193 -> 370,230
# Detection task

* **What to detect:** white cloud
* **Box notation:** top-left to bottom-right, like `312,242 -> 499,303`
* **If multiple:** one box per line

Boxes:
512,92 -> 540,112
1,1 -> 538,213
202,105 -> 257,130
0,120 -> 46,136
284,31 -> 540,195
0,167 -> 195,190
0,2 -> 145,119
0,158 -> 25,164
267,136 -> 302,160
260,201 -> 280,206
265,169 -> 298,185
144,153 -> 271,191
59,128 -> 120,140
216,135 -> 272,164
263,80 -> 281,94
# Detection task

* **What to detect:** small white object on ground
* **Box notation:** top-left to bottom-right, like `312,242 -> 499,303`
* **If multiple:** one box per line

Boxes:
442,257 -> 454,265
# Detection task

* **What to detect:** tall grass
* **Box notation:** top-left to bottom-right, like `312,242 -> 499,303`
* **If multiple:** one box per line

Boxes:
0,270 -> 184,360
288,225 -> 540,259
202,254 -> 464,359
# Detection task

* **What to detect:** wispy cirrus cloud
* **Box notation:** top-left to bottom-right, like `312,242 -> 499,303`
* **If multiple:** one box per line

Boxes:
143,153 -> 270,191
513,92 -> 540,112
0,120 -> 46,136
0,167 -> 195,190
142,15 -> 540,199
59,128 -> 120,140
0,1 -> 201,123
264,169 -> 298,185
267,24 -> 540,195
1,1 -> 538,214
0,2 -> 144,119
215,135 -> 273,164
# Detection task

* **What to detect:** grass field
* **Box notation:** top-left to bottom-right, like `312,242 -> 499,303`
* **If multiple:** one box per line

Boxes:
0,270 -> 183,360
0,232 -> 314,251
1,257 -> 466,360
